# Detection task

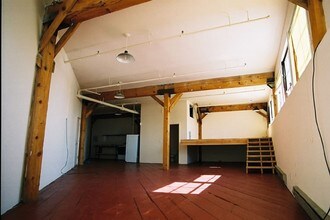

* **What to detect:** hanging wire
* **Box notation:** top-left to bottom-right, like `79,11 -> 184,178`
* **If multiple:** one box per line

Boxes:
311,42 -> 330,176
125,34 -> 128,51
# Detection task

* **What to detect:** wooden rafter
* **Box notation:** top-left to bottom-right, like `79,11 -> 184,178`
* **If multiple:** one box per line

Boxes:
86,110 -> 93,118
288,0 -> 308,9
308,0 -> 327,49
199,102 -> 268,113
98,72 -> 274,101
256,110 -> 268,118
197,107 -> 207,122
85,102 -> 98,118
151,94 -> 183,111
45,0 -> 151,29
151,95 -> 164,107
169,93 -> 183,112
39,0 -> 78,52
55,22 -> 81,56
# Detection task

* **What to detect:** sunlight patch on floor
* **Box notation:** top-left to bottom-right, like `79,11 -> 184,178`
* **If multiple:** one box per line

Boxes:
153,175 -> 221,194
194,175 -> 221,183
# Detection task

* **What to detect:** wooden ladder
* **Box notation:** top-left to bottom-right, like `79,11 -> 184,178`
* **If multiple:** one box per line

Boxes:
246,138 -> 276,174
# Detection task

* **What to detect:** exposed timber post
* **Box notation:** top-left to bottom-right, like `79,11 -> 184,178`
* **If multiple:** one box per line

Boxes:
163,93 -> 170,170
151,93 -> 182,170
78,102 -> 88,165
22,35 -> 56,202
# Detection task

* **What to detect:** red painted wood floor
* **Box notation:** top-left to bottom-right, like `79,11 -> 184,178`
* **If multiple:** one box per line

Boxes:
2,161 -> 309,220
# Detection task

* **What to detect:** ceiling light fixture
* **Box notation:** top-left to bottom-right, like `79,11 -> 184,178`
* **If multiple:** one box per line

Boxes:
116,33 -> 135,64
114,91 -> 125,99
114,82 -> 125,99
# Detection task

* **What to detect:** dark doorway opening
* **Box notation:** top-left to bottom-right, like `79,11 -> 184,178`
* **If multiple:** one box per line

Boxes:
170,124 -> 179,164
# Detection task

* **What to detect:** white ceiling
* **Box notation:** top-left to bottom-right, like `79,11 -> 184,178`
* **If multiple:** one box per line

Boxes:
57,0 -> 288,107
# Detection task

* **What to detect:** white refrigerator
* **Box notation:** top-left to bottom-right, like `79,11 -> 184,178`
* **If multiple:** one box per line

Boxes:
125,134 -> 139,163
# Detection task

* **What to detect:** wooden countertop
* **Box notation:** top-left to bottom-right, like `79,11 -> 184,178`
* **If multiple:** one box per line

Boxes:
180,138 -> 248,146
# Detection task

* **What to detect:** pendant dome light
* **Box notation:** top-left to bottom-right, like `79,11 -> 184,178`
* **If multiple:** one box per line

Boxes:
114,90 -> 125,99
114,82 -> 125,99
116,33 -> 135,64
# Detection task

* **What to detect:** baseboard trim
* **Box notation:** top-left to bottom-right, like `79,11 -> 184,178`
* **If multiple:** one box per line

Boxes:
293,186 -> 329,220
275,165 -> 287,185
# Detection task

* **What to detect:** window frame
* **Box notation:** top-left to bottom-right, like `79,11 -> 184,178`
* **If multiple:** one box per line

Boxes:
289,6 -> 313,79
281,46 -> 294,96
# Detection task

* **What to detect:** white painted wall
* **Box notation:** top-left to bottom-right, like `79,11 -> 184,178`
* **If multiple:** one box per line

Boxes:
140,99 -> 197,164
40,49 -> 81,189
1,0 -> 81,214
170,100 -> 187,141
270,1 -> 330,212
1,0 -> 44,214
140,101 -> 163,163
203,111 -> 268,138
199,110 -> 267,163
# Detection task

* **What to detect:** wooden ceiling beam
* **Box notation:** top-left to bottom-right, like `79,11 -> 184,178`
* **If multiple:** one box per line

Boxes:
200,113 -> 207,120
151,95 -> 164,107
98,72 -> 274,101
169,93 -> 183,112
199,102 -> 268,113
288,0 -> 308,9
85,102 -> 98,118
39,0 -> 78,52
55,22 -> 81,56
45,0 -> 151,29
308,0 -> 327,49
256,110 -> 268,118
152,93 -> 183,110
